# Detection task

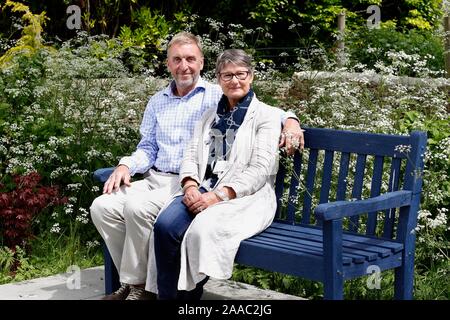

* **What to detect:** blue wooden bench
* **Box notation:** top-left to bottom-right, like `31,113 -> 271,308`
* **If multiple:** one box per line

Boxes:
93,127 -> 427,299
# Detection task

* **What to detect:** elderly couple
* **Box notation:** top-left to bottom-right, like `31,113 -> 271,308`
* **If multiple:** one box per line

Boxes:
90,32 -> 304,300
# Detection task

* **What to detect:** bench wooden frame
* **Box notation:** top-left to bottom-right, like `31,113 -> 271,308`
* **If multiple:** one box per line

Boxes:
93,127 -> 427,299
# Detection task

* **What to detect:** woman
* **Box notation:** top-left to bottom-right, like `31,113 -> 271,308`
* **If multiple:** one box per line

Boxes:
145,49 -> 281,300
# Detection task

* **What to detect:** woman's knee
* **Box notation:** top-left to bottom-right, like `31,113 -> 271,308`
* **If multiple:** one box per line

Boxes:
153,213 -> 172,238
154,201 -> 191,242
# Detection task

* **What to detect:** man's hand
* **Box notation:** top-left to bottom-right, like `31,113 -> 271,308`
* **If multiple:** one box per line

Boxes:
103,165 -> 132,194
185,192 -> 220,216
279,118 -> 305,156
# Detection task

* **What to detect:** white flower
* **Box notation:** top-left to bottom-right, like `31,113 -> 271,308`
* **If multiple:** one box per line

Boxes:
50,223 -> 61,234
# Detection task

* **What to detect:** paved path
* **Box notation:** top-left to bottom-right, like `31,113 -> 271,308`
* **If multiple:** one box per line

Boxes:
0,266 -> 304,300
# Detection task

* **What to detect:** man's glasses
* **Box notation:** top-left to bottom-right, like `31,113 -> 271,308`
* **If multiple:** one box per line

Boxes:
218,71 -> 250,82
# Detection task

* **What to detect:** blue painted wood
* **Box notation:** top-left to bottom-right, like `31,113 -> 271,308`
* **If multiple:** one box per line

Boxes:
323,219 -> 344,299
103,243 -> 120,294
93,167 -> 115,184
274,158 -> 287,220
286,151 -> 303,223
261,227 -> 393,259
366,156 -> 384,236
257,231 -> 378,263
394,131 -> 427,299
268,222 -> 403,253
301,148 -> 318,224
303,127 -> 410,158
94,127 -> 426,300
315,190 -> 412,220
383,157 -> 402,238
319,150 -> 334,204
349,154 -> 367,233
336,152 -> 350,201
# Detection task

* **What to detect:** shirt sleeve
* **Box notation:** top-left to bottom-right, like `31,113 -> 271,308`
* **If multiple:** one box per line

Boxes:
119,99 -> 158,176
279,108 -> 299,125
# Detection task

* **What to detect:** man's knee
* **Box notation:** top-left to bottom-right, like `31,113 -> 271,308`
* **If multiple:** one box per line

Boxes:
90,195 -> 108,226
123,200 -> 159,224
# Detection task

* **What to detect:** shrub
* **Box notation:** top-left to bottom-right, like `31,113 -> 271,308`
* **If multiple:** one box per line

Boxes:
0,172 -> 65,252
346,27 -> 445,77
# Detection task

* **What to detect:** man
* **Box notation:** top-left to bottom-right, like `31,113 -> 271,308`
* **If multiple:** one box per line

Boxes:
90,32 -> 304,300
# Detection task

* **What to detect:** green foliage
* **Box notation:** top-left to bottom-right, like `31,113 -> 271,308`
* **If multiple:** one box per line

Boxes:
346,27 -> 445,76
0,0 -> 52,68
0,235 -> 103,284
0,35 -> 168,254
119,6 -> 171,51
249,0 -> 301,25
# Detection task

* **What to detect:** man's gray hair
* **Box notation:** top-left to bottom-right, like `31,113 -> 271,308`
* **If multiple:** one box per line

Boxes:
215,49 -> 254,75
167,32 -> 203,57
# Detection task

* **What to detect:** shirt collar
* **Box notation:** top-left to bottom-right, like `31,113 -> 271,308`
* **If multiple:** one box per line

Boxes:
163,77 -> 206,98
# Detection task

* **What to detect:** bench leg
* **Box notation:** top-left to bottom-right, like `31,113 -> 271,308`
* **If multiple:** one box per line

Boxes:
394,262 -> 414,300
323,280 -> 343,300
103,242 -> 120,295
323,219 -> 344,300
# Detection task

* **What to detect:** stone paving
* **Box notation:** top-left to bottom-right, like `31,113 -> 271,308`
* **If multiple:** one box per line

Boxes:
0,266 -> 305,300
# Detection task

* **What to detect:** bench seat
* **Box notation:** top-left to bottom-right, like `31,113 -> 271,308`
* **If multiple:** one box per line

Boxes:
236,221 -> 403,282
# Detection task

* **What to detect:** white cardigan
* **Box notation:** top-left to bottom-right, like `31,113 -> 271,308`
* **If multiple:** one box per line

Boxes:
145,95 -> 282,292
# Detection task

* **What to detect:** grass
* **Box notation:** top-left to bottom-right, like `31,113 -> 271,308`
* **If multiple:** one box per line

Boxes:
0,232 -> 103,284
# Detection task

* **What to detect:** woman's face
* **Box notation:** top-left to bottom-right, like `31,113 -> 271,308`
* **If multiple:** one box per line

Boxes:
218,63 -> 253,107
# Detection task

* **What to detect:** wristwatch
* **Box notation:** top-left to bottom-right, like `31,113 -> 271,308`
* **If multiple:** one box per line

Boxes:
213,188 -> 230,201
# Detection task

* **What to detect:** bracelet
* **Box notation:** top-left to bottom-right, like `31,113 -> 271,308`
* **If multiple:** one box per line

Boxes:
213,188 -> 230,201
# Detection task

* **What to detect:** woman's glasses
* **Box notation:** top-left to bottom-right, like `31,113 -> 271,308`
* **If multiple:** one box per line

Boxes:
218,71 -> 250,82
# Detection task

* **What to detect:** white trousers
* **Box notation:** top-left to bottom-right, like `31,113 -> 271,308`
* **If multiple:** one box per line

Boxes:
90,169 -> 179,285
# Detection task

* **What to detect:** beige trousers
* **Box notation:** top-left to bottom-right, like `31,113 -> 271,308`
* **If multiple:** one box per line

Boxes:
90,169 -> 179,285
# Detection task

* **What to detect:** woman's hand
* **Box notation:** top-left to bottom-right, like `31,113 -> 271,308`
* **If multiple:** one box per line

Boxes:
182,185 -> 202,208
186,192 -> 220,216
279,119 -> 305,156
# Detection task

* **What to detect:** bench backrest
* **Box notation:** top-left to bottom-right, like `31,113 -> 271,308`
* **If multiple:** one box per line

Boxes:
274,127 -> 427,240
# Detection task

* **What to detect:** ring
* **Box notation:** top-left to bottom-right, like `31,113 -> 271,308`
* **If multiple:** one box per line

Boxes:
198,206 -> 203,212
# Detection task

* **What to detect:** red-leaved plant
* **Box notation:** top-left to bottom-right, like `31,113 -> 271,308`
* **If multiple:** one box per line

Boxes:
0,172 -> 66,251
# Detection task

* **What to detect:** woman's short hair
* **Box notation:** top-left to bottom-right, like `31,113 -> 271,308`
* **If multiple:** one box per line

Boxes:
167,32 -> 203,57
215,49 -> 254,75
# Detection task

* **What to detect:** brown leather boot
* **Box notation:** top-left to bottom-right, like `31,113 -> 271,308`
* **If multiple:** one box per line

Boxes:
101,283 -> 130,300
125,285 -> 157,300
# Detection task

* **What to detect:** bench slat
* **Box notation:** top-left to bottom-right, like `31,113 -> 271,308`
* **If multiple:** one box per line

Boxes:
336,152 -> 350,201
270,222 -> 403,253
286,151 -> 303,223
263,227 -> 392,258
304,128 -> 410,158
302,148 -> 318,224
366,155 -> 384,235
256,232 -> 377,263
236,241 -> 325,281
383,157 -> 402,238
319,150 -> 334,205
348,154 -> 367,232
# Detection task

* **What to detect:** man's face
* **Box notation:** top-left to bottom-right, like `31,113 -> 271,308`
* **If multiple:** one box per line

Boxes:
167,43 -> 204,93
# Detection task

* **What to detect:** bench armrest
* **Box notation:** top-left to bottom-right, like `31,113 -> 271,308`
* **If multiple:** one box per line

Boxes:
93,167 -> 115,183
314,190 -> 412,221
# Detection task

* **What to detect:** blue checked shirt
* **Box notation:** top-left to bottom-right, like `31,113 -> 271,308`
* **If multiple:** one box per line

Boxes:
119,77 -> 297,175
